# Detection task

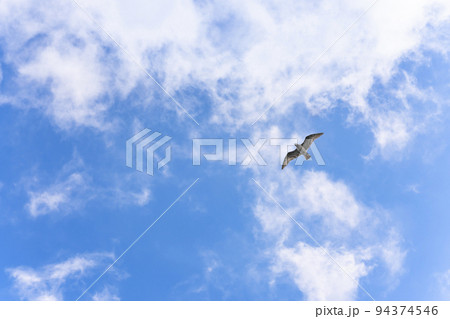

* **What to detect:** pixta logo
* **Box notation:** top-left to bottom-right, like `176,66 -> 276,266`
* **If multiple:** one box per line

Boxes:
126,130 -> 325,176
192,138 -> 325,166
126,129 -> 171,176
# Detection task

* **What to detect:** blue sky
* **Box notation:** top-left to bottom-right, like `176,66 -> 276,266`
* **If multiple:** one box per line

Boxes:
1,0 -> 450,301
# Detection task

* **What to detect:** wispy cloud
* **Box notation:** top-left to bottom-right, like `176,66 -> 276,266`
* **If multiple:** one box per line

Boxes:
6,252 -> 115,300
23,150 -> 153,217
172,250 -> 238,300
26,172 -> 87,217
24,154 -> 90,217
250,160 -> 406,300
1,0 -> 447,301
92,286 -> 120,301
406,184 -> 420,194
1,0 -> 449,153
104,172 -> 152,207
273,242 -> 370,300
437,269 -> 450,299
364,72 -> 442,160
18,43 -> 111,130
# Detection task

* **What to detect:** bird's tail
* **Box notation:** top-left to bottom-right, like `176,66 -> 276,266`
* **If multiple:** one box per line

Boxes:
304,152 -> 311,160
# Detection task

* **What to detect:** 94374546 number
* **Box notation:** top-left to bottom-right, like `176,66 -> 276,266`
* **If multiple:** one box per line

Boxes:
375,306 -> 438,316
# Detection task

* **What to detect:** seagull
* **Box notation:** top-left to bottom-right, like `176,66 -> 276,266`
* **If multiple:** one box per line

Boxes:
282,133 -> 323,169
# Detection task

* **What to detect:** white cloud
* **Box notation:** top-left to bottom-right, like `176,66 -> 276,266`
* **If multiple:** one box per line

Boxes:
255,169 -> 367,236
363,72 -> 442,159
228,123 -> 407,300
371,111 -> 412,155
0,0 -> 139,130
103,171 -> 153,207
130,188 -> 151,206
19,43 -> 110,129
0,0 -> 449,154
378,231 -> 406,277
288,170 -> 363,229
273,242 -> 370,300
173,250 -> 237,299
6,252 -> 114,300
26,172 -> 88,217
406,184 -> 420,194
23,152 -> 154,216
437,269 -> 450,299
92,287 -> 120,301
250,148 -> 405,299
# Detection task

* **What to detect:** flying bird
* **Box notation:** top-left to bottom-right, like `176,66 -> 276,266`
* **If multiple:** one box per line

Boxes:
282,133 -> 323,169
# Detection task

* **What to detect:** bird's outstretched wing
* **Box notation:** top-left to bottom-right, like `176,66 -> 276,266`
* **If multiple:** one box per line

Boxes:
282,149 -> 300,169
301,132 -> 324,150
